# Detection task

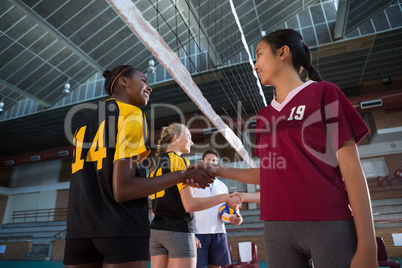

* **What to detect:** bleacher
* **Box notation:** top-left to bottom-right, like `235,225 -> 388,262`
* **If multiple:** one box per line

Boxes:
226,209 -> 263,237
0,221 -> 66,245
0,208 -> 66,261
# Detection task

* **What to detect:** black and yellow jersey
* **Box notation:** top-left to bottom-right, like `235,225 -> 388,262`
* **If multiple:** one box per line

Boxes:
150,151 -> 193,233
66,98 -> 150,239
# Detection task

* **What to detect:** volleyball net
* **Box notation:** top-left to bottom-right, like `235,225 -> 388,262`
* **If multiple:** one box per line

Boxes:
108,0 -> 269,168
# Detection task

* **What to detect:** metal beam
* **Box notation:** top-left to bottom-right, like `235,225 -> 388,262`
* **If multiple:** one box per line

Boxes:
334,0 -> 350,40
9,0 -> 104,73
176,0 -> 222,67
0,79 -> 52,108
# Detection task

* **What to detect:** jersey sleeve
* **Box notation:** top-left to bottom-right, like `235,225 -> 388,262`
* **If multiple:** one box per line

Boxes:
172,155 -> 190,192
319,82 -> 369,152
114,103 -> 150,163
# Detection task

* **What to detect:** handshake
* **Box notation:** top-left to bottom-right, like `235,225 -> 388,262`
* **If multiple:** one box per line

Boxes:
182,162 -> 220,189
182,162 -> 243,209
224,192 -> 244,226
226,191 -> 243,211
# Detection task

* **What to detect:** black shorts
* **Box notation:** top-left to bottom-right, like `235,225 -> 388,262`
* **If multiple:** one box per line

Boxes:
63,236 -> 149,265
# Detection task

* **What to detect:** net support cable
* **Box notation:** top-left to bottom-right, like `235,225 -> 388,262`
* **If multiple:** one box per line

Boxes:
108,0 -> 257,168
168,0 -> 256,117
206,1 -> 264,114
150,0 -> 256,143
213,2 -> 262,114
161,0 -> 263,121
228,0 -> 267,107
152,0 -> 246,130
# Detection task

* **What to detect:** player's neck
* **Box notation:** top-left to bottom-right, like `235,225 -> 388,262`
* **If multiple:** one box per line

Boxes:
110,93 -> 127,104
274,73 -> 304,103
166,145 -> 182,156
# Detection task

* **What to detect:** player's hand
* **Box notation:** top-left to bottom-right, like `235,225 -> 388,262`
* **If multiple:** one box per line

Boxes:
229,191 -> 244,203
195,236 -> 202,249
226,194 -> 242,210
350,248 -> 378,268
187,162 -> 218,178
229,213 -> 243,226
183,169 -> 215,189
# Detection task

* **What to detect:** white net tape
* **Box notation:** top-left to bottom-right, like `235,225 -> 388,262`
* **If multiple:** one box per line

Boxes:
108,0 -> 257,168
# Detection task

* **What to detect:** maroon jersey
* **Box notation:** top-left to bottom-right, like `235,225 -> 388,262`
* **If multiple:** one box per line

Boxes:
255,81 -> 369,221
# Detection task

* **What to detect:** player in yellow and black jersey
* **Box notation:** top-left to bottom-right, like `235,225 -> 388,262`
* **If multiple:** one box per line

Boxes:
150,151 -> 193,233
149,123 -> 241,268
64,66 -> 214,268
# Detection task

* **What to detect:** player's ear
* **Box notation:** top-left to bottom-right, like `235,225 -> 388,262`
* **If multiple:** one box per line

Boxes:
121,77 -> 130,87
279,45 -> 290,59
173,134 -> 179,143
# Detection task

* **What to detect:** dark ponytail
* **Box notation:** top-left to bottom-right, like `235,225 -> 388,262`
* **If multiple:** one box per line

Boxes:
102,65 -> 138,95
261,29 -> 323,82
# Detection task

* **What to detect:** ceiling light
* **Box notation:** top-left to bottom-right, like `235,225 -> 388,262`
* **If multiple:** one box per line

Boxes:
147,59 -> 156,74
360,99 -> 382,109
4,160 -> 14,166
381,77 -> 391,85
0,96 -> 4,112
30,155 -> 41,161
58,150 -> 69,157
63,80 -> 71,94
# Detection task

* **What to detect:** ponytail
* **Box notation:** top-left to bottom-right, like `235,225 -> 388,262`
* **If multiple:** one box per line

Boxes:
301,42 -> 323,82
305,65 -> 323,82
151,123 -> 186,173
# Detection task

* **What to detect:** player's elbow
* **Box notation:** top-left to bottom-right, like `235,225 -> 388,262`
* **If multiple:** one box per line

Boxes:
113,189 -> 129,203
183,203 -> 196,213
114,195 -> 125,204
114,185 -> 150,202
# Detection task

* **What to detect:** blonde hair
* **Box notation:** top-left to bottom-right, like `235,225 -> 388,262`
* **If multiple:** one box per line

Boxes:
152,123 -> 187,171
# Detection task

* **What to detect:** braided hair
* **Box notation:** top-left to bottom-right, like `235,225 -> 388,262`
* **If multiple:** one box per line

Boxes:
260,29 -> 323,82
152,123 -> 187,172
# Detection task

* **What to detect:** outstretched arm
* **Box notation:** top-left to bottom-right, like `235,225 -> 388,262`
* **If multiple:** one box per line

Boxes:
231,191 -> 260,203
337,139 -> 377,268
188,163 -> 260,185
113,157 -> 215,203
180,186 -> 242,212
218,166 -> 260,185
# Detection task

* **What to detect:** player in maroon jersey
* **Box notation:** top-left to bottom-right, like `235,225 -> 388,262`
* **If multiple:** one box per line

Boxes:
190,29 -> 377,268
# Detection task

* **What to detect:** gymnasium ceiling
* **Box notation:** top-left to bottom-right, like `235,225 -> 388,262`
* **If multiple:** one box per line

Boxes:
0,0 -> 402,159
